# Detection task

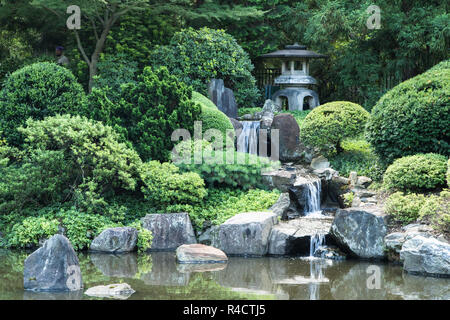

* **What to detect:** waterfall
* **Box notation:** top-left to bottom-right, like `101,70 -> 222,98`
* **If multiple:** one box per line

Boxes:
304,179 -> 321,215
237,121 -> 260,155
309,233 -> 326,257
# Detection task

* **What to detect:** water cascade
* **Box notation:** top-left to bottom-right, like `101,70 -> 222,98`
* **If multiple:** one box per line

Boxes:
304,179 -> 322,215
309,234 -> 326,257
237,121 -> 260,155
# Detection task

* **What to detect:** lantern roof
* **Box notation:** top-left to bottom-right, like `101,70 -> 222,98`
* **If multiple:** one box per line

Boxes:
260,43 -> 327,59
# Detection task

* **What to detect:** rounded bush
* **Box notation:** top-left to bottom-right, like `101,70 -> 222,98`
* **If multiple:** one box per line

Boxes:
383,153 -> 447,191
140,161 -> 207,208
192,91 -> 217,109
385,192 -> 426,225
86,66 -> 201,162
149,27 -> 259,107
366,60 -> 450,164
0,62 -> 85,146
300,101 -> 370,155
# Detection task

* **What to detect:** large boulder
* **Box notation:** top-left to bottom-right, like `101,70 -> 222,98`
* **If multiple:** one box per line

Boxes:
267,216 -> 334,256
84,283 -> 135,300
176,244 -> 228,264
270,113 -> 302,162
262,99 -> 281,114
212,212 -> 278,256
400,236 -> 450,277
141,213 -> 197,251
89,227 -> 138,253
384,224 -> 434,263
24,234 -> 83,292
208,79 -> 238,118
330,206 -> 388,259
269,192 -> 293,220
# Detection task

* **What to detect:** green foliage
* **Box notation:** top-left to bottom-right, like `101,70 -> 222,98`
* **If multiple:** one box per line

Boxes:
329,138 -> 385,181
342,192 -> 354,208
0,62 -> 85,146
447,159 -> 450,187
300,101 -> 370,156
238,107 -> 262,117
140,161 -> 207,209
385,192 -> 426,225
192,91 -> 217,109
149,27 -> 259,107
0,114 -> 142,215
283,110 -> 311,127
184,188 -> 280,231
419,190 -> 450,234
85,66 -> 201,162
366,60 -> 450,164
383,154 -> 447,191
176,150 -> 280,190
6,216 -> 60,249
128,220 -> 153,253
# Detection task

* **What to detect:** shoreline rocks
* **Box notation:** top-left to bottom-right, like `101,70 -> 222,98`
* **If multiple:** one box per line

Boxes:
84,283 -> 135,300
141,213 -> 197,251
212,212 -> 278,256
176,244 -> 228,264
90,227 -> 138,253
330,206 -> 388,259
24,234 -> 83,292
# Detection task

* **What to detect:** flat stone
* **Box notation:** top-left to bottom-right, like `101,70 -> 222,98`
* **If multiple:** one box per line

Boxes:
400,236 -> 450,277
141,213 -> 197,251
176,244 -> 228,264
261,169 -> 297,192
84,283 -> 135,300
268,216 -> 334,255
213,212 -> 278,256
330,206 -> 388,259
90,227 -> 138,253
24,234 -> 83,292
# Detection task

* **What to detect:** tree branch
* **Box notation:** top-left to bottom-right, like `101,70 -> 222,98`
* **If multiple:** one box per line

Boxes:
73,30 -> 91,67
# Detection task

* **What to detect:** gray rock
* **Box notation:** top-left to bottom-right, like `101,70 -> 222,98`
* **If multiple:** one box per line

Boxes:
207,79 -> 237,118
24,234 -> 83,292
400,236 -> 450,277
268,216 -> 333,255
229,117 -> 243,133
269,193 -> 291,219
176,244 -> 228,264
260,111 -> 274,130
314,245 -> 346,260
270,113 -> 302,162
356,176 -> 372,188
261,168 -> 297,192
141,213 -> 197,251
84,283 -> 135,300
313,167 -> 338,181
213,212 -> 278,256
262,99 -> 281,113
349,171 -> 358,186
310,156 -> 330,170
330,206 -> 388,259
198,226 -> 219,246
90,227 -> 138,253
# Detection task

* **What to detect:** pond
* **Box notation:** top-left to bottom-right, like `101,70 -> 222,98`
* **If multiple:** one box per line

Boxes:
0,249 -> 448,300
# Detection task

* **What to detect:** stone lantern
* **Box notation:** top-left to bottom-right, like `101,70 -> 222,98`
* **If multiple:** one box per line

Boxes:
260,43 -> 326,111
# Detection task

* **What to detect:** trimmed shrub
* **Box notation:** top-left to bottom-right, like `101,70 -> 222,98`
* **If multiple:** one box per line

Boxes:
0,114 -> 142,215
85,66 -> 201,162
366,60 -> 450,164
419,190 -> 450,234
140,161 -> 207,208
176,150 -> 280,190
300,101 -> 370,155
149,27 -> 259,107
0,62 -> 85,146
383,153 -> 447,191
192,91 -> 217,109
385,192 -> 426,225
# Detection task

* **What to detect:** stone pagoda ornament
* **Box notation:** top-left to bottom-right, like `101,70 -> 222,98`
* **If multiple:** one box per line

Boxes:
261,43 -> 326,111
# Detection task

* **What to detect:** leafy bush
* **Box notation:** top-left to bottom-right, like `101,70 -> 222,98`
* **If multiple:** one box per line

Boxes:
0,62 -> 85,146
176,150 -> 280,190
149,27 -> 259,107
0,114 -> 142,215
419,190 -> 450,234
300,101 -> 370,155
383,154 -> 447,191
385,192 -> 426,225
329,139 -> 385,181
85,66 -> 201,162
192,91 -> 217,109
238,107 -> 262,117
140,161 -> 207,209
366,60 -> 450,164
6,216 -> 60,249
447,159 -> 450,187
184,188 -> 281,231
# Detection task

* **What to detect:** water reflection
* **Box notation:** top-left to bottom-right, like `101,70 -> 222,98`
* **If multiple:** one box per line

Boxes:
0,250 -> 448,300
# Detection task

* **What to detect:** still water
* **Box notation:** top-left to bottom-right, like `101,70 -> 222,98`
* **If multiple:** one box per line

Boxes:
0,249 -> 448,300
